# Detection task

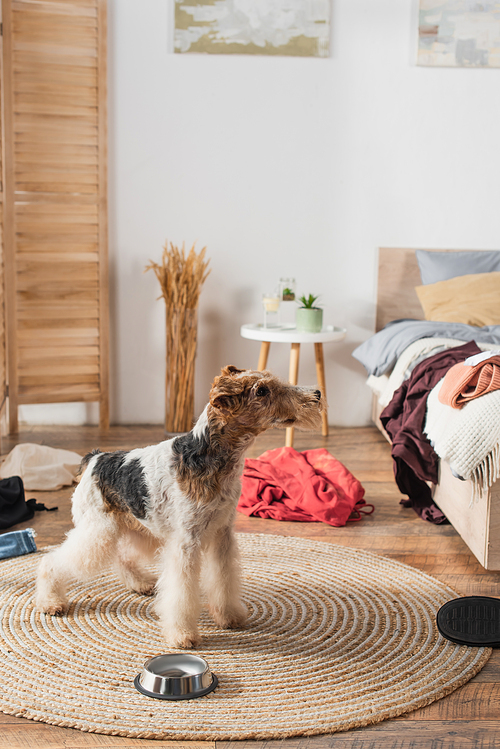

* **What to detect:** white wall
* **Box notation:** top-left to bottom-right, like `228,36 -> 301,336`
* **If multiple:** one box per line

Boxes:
20,0 -> 500,427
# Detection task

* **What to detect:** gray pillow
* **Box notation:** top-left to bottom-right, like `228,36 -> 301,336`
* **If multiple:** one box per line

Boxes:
416,249 -> 500,285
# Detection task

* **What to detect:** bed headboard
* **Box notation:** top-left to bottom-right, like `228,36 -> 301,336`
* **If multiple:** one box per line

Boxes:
376,248 -> 460,331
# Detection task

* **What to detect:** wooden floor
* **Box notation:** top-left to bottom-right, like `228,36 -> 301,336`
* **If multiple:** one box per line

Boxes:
0,424 -> 499,749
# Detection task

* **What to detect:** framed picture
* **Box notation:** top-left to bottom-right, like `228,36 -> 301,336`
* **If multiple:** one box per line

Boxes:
418,0 -> 500,67
174,0 -> 330,57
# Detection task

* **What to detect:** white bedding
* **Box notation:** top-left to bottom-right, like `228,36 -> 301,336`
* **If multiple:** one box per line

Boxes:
367,337 -> 482,408
367,337 -> 500,499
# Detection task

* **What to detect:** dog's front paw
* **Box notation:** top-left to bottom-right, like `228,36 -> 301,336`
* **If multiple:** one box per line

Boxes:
210,603 -> 247,630
36,597 -> 69,616
163,627 -> 201,649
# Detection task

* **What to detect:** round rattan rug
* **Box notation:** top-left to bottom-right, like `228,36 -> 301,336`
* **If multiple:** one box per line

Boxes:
0,533 -> 490,740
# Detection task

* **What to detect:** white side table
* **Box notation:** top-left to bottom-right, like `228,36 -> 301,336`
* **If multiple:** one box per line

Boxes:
240,323 -> 347,447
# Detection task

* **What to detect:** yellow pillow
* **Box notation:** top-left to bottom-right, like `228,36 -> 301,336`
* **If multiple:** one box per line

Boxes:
415,272 -> 500,326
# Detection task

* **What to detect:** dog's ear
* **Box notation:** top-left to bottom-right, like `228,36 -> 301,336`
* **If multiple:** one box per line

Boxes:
210,393 -> 234,414
221,365 -> 245,377
210,371 -> 245,414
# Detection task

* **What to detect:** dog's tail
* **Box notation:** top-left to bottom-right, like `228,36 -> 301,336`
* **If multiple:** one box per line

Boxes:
75,448 -> 102,482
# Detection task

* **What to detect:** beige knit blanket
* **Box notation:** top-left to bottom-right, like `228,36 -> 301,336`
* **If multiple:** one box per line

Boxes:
425,383 -> 500,501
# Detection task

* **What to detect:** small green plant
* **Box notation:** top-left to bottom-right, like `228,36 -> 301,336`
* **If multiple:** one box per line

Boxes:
298,294 -> 321,309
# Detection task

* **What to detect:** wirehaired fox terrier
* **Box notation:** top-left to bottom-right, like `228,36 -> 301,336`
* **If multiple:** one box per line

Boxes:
35,366 -> 324,648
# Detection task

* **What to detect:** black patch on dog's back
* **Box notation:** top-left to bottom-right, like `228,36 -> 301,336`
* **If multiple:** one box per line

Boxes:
171,430 -> 229,502
172,431 -> 212,474
91,450 -> 149,519
171,431 -> 227,476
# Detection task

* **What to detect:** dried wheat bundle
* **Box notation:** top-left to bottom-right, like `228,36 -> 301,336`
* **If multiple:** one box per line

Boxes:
146,241 -> 211,310
146,242 -> 211,433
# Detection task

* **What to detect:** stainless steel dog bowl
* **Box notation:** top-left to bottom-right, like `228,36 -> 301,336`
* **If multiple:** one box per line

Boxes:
134,654 -> 218,700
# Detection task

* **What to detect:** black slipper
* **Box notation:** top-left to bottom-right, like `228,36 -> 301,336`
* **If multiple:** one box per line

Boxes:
436,596 -> 500,647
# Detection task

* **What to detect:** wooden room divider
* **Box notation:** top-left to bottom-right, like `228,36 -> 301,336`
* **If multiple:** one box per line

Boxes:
0,0 -> 109,432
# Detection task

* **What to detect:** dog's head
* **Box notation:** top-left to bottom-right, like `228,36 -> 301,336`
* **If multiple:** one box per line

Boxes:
209,365 -> 324,433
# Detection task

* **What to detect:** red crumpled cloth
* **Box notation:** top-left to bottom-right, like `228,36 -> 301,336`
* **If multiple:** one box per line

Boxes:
238,447 -> 371,526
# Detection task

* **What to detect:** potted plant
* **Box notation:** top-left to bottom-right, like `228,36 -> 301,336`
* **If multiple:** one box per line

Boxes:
279,277 -> 296,301
296,294 -> 323,333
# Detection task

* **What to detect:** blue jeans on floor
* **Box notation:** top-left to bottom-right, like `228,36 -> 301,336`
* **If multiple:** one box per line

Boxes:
0,528 -> 37,559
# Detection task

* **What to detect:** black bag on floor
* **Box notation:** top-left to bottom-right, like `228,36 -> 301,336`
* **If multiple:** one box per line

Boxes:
0,475 -> 57,530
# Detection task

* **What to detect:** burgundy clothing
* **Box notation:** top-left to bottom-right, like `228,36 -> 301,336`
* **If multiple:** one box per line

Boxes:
380,340 -> 481,524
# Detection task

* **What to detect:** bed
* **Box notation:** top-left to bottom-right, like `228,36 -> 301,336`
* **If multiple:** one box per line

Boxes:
354,248 -> 500,570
